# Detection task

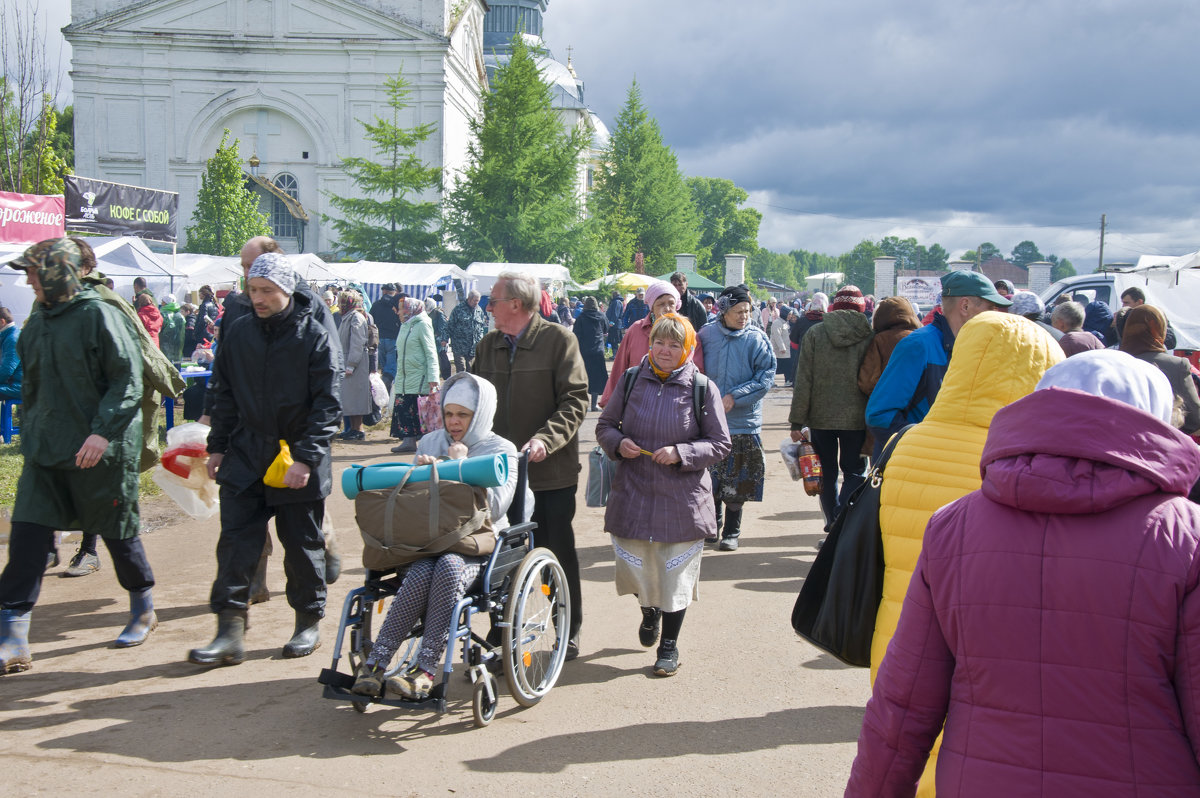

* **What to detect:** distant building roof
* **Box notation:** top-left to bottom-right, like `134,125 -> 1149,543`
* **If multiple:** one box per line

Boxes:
979,258 -> 1029,288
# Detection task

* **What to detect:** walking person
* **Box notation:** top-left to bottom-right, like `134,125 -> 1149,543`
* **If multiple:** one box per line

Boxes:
847,350 -> 1200,797
369,284 -> 401,391
1119,304 -> 1200,433
600,281 -> 704,407
1,238 -> 155,674
769,309 -> 793,387
337,290 -> 373,441
188,252 -> 341,666
390,297 -> 438,454
696,285 -> 776,551
596,314 -> 730,676
472,272 -> 589,659
788,287 -> 873,527
448,290 -> 488,374
572,296 -> 610,411
428,294 -> 452,380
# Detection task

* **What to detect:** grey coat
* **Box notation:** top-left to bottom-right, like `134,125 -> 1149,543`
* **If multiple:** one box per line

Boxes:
339,309 -> 374,416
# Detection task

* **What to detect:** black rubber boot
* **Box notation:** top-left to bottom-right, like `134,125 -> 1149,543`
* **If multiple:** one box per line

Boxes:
282,612 -> 321,658
187,609 -> 247,666
719,505 -> 742,551
248,549 -> 270,605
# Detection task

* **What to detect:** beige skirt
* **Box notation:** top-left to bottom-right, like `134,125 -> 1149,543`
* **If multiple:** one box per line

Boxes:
611,535 -> 704,613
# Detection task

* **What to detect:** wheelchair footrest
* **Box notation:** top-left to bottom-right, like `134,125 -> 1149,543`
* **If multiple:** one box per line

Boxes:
319,668 -> 356,689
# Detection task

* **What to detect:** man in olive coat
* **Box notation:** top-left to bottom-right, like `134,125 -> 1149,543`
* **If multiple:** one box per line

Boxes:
472,271 -> 589,658
0,238 -> 153,675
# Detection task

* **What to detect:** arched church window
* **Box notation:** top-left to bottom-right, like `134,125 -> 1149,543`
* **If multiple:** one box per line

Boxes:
271,173 -> 301,240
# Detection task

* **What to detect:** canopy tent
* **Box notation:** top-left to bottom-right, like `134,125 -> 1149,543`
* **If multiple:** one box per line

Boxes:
577,271 -> 664,293
173,252 -> 347,297
805,272 -> 845,292
335,261 -> 472,302
0,236 -> 187,326
1133,249 -> 1200,273
465,262 -> 572,296
653,268 -> 723,291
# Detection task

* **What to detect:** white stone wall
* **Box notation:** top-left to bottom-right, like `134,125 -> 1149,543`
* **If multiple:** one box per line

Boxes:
67,0 -> 485,255
725,254 -> 746,288
1027,261 -> 1053,294
873,256 -> 896,299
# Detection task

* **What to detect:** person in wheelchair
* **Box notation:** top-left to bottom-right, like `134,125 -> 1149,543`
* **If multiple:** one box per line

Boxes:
352,372 -> 530,700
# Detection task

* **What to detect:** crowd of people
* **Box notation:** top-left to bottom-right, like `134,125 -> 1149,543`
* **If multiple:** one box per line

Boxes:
4,235 -> 1200,795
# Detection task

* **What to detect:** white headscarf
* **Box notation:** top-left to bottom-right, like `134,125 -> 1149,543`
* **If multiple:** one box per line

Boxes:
1035,349 -> 1173,424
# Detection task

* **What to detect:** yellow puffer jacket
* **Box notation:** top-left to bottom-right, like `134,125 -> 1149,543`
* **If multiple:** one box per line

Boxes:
868,312 -> 1064,793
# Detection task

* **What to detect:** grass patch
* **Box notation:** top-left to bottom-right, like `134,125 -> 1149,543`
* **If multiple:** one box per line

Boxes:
0,443 -> 162,507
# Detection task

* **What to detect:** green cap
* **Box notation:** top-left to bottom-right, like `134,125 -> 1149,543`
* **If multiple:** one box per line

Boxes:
939,270 -> 1013,307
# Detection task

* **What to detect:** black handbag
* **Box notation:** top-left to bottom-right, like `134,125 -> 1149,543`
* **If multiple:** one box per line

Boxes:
791,425 -> 912,667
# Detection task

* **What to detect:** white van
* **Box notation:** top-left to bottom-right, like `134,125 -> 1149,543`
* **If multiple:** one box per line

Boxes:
1038,254 -> 1200,350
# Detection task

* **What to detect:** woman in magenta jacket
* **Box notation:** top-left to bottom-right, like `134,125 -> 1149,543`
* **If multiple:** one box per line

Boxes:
847,349 -> 1200,798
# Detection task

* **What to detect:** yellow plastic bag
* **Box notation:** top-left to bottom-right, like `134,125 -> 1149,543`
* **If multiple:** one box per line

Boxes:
263,440 -> 294,488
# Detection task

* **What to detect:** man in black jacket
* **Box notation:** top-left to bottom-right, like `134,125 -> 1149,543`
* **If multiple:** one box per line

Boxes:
670,272 -> 709,332
189,252 -> 342,666
370,283 -> 401,388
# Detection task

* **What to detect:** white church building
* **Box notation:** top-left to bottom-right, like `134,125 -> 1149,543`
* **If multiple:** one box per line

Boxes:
64,0 -> 489,255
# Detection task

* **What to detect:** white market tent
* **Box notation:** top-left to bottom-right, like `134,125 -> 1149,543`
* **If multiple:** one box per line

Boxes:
173,252 -> 347,296
335,261 -> 472,302
465,262 -> 571,295
577,272 -> 664,292
0,236 -> 186,326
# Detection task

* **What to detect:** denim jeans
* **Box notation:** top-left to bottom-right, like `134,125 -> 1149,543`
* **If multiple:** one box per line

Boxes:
377,338 -> 397,378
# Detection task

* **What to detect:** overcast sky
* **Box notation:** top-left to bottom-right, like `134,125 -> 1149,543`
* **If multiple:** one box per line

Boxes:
30,0 -> 1200,267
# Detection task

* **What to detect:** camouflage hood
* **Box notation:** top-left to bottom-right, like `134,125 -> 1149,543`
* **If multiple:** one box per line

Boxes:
9,237 -> 84,307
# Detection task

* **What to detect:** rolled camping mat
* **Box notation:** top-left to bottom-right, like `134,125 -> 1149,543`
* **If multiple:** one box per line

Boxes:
341,453 -> 508,498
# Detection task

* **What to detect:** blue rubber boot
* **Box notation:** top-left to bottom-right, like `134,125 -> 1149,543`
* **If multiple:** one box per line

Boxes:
114,589 -> 157,648
0,609 -> 32,674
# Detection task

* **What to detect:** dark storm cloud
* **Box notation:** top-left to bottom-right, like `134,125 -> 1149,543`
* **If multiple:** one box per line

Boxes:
548,0 -> 1200,259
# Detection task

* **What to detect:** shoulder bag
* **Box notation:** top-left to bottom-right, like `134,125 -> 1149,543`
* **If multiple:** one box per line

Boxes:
790,425 -> 913,667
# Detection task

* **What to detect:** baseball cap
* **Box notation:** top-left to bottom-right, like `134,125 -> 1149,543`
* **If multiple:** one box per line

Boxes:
940,270 -> 1013,307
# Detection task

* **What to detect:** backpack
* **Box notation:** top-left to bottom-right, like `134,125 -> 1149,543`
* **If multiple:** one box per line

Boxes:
363,309 -> 379,351
621,365 -> 709,423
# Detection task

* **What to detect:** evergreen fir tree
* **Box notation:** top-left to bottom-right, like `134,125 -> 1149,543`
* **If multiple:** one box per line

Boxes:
323,72 -> 441,262
185,130 -> 270,255
590,80 -> 699,275
443,34 -> 587,266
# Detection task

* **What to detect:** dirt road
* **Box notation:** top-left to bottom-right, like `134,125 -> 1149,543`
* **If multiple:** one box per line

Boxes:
0,384 -> 870,797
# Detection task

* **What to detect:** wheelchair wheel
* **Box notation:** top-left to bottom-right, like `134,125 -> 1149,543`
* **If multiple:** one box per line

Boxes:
472,672 -> 498,727
501,547 -> 569,708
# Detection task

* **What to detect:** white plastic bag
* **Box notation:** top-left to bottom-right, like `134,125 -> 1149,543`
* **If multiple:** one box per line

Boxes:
369,372 -> 388,408
780,438 -> 802,481
155,422 -> 219,519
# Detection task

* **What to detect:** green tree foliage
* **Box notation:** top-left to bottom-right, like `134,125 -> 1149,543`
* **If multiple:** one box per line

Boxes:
748,248 -> 799,288
0,86 -> 69,194
791,248 -> 838,281
324,72 -> 441,262
185,130 -> 271,256
1048,254 -> 1076,282
590,80 -> 698,275
1011,240 -> 1044,268
924,243 -> 949,271
877,237 -> 951,271
838,239 -> 884,290
443,34 -> 587,268
687,176 -> 761,280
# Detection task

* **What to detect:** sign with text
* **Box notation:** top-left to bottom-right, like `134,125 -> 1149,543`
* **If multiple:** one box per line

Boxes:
64,175 -> 178,242
897,275 -> 941,310
0,191 -> 66,244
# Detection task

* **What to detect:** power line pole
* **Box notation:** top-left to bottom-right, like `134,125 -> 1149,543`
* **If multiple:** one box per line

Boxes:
1098,213 -> 1106,271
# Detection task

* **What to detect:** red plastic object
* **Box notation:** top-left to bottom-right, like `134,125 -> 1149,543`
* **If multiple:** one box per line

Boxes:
162,442 -> 208,479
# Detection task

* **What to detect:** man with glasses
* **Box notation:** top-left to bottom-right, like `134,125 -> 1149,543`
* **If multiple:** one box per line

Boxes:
472,272 -> 589,659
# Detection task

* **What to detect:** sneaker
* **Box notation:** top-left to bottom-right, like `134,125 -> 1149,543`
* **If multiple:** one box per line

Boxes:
351,664 -> 386,697
653,641 -> 679,677
64,550 -> 101,577
45,549 -> 60,571
387,668 -> 434,700
345,430 -> 365,441
638,608 -> 661,648
717,536 -> 739,552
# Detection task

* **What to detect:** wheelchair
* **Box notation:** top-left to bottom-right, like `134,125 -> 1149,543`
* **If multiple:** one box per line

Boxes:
318,455 -> 571,727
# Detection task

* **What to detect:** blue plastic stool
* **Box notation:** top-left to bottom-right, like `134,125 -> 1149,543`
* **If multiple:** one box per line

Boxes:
1,398 -> 20,444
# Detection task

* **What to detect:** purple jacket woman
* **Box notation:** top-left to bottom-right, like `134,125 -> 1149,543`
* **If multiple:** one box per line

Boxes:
847,350 -> 1200,797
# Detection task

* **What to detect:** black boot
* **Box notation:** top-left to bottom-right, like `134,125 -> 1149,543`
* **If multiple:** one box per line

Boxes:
188,609 -> 247,666
719,505 -> 742,551
282,612 -> 321,658
248,550 -> 270,605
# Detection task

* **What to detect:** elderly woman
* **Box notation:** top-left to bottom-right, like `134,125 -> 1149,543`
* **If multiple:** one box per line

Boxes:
790,292 -> 828,350
572,296 -> 610,411
599,281 -> 705,407
769,309 -> 793,386
390,296 -> 438,453
1120,304 -> 1200,433
847,350 -> 1200,797
337,290 -> 373,441
696,284 -> 776,550
596,314 -> 730,676
857,295 -> 921,396
352,372 -> 530,700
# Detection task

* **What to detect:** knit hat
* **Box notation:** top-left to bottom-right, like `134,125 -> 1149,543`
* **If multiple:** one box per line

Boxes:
645,280 -> 679,315
1010,290 -> 1044,319
248,252 -> 296,294
829,285 -> 866,313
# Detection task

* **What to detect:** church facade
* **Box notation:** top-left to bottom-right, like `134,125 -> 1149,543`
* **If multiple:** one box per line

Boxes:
65,0 -> 488,255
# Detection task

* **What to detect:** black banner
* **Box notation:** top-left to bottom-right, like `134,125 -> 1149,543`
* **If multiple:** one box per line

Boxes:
64,175 -> 179,243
